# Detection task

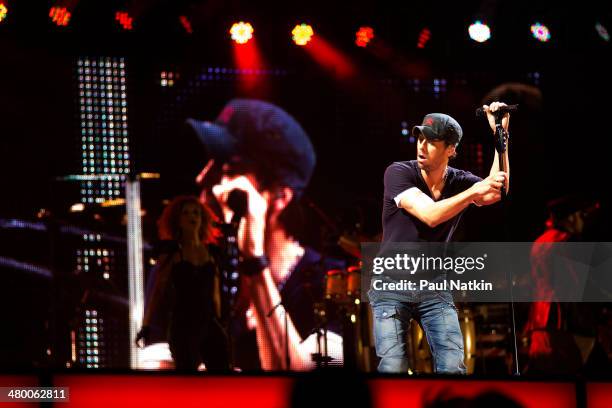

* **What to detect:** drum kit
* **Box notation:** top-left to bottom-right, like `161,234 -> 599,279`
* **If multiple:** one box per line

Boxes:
324,265 -> 362,304
318,261 -> 366,370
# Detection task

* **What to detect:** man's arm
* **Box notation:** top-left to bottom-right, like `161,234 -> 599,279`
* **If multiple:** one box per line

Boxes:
210,175 -> 322,370
398,173 -> 505,228
248,269 -> 318,370
485,102 -> 511,193
489,141 -> 510,193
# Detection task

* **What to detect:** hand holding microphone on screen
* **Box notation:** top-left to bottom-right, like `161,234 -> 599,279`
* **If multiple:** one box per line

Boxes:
187,99 -> 339,370
212,174 -> 268,258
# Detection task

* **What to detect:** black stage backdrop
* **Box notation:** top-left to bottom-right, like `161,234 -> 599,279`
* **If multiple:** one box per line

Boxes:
1,0 -> 610,369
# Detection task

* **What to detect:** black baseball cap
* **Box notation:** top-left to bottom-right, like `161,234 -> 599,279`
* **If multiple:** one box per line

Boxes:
186,99 -> 316,197
412,113 -> 463,146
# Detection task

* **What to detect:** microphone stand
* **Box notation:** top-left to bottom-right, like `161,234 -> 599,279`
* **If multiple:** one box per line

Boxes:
494,121 -> 508,198
217,220 -> 240,370
301,304 -> 332,368
218,189 -> 249,370
492,112 -> 520,376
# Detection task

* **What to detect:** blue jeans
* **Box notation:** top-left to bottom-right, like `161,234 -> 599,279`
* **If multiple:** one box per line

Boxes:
371,296 -> 466,374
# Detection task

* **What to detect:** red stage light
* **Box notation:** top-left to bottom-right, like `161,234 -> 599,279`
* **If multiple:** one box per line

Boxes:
355,26 -> 375,47
115,11 -> 133,31
292,24 -> 314,46
230,22 -> 254,44
231,28 -> 267,94
179,15 -> 192,34
417,27 -> 431,48
49,6 -> 71,27
0,2 -> 8,23
300,35 -> 356,79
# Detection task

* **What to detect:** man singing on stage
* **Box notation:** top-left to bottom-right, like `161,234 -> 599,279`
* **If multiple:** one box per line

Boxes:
368,102 -> 511,374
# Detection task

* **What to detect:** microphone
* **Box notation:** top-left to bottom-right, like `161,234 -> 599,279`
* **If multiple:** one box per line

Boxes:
475,104 -> 518,118
228,189 -> 248,224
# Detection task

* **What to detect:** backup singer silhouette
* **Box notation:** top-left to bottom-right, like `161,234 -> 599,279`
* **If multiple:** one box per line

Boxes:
137,196 -> 230,370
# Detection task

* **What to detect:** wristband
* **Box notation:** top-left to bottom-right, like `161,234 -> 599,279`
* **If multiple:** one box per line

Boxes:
240,255 -> 270,276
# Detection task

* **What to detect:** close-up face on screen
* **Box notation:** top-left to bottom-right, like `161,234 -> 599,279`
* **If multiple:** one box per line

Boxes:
1,1 -> 612,407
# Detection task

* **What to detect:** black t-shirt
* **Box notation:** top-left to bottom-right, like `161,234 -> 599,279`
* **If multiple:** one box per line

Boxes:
382,160 -> 482,244
369,161 -> 482,303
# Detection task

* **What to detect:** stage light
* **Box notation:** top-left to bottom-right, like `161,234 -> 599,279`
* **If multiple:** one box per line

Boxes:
530,22 -> 550,42
179,15 -> 193,34
401,121 -> 415,143
0,2 -> 7,23
115,11 -> 133,31
70,203 -> 85,213
292,24 -> 314,46
595,22 -> 610,42
355,26 -> 374,47
468,20 -> 491,43
230,21 -> 254,44
160,71 -> 177,87
49,6 -> 71,26
417,27 -> 431,49
77,57 -> 130,204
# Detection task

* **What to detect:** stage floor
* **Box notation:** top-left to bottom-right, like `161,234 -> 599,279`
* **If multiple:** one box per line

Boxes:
2,372 -> 611,408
